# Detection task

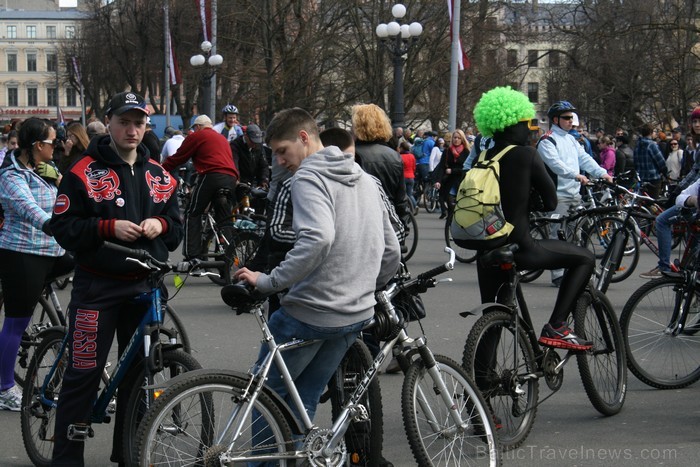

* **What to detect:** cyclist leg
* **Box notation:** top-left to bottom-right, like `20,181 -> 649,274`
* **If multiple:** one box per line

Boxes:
547,196 -> 579,286
653,205 -> 677,272
183,174 -> 217,259
52,273 -> 147,465
210,174 -> 238,225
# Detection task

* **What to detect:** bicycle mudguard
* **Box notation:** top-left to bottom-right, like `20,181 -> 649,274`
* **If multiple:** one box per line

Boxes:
459,303 -> 511,318
142,368 -> 305,435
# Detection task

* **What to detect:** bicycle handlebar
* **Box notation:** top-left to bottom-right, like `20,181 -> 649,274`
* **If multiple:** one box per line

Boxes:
416,247 -> 456,282
102,241 -> 226,275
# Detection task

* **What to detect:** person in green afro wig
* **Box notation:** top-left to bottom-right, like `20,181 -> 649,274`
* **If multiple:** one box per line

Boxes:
472,86 -> 600,358
473,86 -> 535,138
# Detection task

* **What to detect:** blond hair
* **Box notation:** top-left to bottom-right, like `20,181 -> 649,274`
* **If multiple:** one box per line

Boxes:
351,104 -> 392,143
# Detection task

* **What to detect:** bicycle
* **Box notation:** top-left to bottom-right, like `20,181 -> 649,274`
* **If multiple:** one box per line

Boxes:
619,221 -> 700,389
135,248 -> 501,466
401,210 -> 419,262
461,244 -> 627,450
20,242 -> 224,467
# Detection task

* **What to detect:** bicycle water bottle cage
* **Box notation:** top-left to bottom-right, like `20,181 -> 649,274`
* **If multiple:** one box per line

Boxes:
67,424 -> 94,441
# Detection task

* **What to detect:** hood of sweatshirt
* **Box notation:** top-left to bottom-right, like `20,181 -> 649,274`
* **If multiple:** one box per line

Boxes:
296,145 -> 363,187
86,134 -> 150,166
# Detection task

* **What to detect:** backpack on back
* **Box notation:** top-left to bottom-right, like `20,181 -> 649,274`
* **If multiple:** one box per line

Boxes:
450,145 -> 515,250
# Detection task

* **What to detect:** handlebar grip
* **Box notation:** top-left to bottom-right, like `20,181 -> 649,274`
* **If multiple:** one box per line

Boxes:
102,241 -> 150,261
416,264 -> 449,282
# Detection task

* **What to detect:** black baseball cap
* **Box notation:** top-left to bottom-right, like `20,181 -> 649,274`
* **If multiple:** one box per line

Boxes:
106,91 -> 148,117
246,124 -> 264,144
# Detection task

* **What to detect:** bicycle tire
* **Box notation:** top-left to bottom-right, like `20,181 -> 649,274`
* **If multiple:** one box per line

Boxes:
206,230 -> 263,286
402,211 -> 419,262
444,215 -> 477,264
425,186 -> 439,214
163,304 -> 192,353
13,295 -> 63,389
519,222 -> 546,283
122,349 -> 202,466
328,340 -> 383,467
136,372 -> 294,466
620,276 -> 700,389
574,290 -> 627,415
21,329 -> 67,467
401,354 -> 501,466
595,227 -> 635,293
462,310 -> 538,450
583,216 -> 639,282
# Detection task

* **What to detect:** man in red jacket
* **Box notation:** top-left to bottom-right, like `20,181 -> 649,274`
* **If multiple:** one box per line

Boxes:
162,114 -> 239,259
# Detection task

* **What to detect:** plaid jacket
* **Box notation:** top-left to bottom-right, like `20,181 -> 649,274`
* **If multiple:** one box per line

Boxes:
633,137 -> 667,182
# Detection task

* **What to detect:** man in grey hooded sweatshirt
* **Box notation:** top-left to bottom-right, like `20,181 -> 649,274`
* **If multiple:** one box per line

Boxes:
234,107 -> 401,423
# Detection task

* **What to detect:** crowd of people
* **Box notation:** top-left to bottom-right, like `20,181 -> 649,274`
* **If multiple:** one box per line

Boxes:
1,86 -> 699,466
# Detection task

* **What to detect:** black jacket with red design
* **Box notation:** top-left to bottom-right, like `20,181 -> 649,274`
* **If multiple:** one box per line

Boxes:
50,135 -> 183,278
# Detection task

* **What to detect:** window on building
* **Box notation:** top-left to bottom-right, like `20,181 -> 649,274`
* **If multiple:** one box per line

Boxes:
47,88 -> 58,107
7,53 -> 17,72
7,25 -> 17,39
507,49 -> 518,68
47,53 -> 58,73
27,87 -> 38,107
66,87 -> 77,107
65,26 -> 75,38
47,26 -> 57,39
528,50 -> 538,67
27,53 -> 37,72
27,25 -> 37,39
527,82 -> 539,103
8,87 -> 18,106
549,50 -> 560,67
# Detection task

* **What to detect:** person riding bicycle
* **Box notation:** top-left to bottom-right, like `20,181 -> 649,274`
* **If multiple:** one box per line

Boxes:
0,118 -> 73,412
212,103 -> 243,143
234,107 -> 401,428
640,106 -> 700,278
473,86 -> 596,350
162,114 -> 238,260
537,100 -> 612,287
49,91 -> 183,465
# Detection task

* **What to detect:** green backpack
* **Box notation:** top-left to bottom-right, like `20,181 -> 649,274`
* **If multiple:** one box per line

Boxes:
450,145 -> 515,250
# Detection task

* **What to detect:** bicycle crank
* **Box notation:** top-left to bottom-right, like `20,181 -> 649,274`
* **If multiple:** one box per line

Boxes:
303,427 -> 347,466
543,348 -> 564,391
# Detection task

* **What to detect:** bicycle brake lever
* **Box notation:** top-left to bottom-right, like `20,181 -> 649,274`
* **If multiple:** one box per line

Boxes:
125,257 -> 152,270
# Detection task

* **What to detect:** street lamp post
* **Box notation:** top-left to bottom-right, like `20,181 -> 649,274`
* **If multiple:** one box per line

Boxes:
190,40 -> 223,118
376,4 -> 423,129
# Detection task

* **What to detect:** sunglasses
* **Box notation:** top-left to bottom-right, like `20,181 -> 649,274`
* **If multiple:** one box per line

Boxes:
35,139 -> 57,147
671,143 -> 679,146
559,115 -> 575,120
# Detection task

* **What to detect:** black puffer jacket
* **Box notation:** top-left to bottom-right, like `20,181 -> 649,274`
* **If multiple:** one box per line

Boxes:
354,140 -> 410,222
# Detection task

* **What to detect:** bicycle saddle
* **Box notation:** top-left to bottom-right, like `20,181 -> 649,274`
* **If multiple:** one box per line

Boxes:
480,243 -> 519,269
220,282 -> 268,314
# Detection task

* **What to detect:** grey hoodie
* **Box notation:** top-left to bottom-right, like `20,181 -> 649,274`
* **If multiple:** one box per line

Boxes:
256,145 -> 401,327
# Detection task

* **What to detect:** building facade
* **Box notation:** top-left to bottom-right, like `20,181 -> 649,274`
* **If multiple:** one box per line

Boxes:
0,0 -> 87,126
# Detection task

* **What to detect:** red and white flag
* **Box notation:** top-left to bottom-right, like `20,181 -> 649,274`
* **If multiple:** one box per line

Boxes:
168,31 -> 181,85
196,0 -> 211,42
447,0 -> 470,70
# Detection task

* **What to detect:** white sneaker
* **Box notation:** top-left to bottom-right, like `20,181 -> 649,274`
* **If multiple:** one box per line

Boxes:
0,385 -> 22,412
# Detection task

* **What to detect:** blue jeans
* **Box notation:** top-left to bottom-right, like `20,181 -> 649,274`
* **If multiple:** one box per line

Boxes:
250,308 -> 369,465
655,205 -> 677,271
548,196 -> 580,282
405,178 -> 416,208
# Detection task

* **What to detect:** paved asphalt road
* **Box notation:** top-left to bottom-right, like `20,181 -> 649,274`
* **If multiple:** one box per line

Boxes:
2,211 -> 699,466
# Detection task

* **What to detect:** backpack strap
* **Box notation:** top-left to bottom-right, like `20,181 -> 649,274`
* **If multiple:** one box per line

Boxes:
476,145 -> 515,165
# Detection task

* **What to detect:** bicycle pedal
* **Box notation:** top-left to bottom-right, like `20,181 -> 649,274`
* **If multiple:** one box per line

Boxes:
67,424 -> 94,441
352,404 -> 369,422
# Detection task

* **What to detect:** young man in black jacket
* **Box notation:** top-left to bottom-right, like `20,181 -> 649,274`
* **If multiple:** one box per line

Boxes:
49,91 -> 183,465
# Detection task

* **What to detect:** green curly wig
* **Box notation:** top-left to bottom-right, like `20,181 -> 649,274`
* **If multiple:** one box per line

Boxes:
473,86 -> 535,137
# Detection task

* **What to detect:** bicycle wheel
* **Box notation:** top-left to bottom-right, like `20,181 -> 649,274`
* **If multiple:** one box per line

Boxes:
21,329 -> 67,467
208,230 -> 263,286
163,304 -> 192,353
620,277 -> 700,389
584,216 -> 639,282
425,186 -> 439,214
402,211 -> 419,262
444,215 -> 477,264
519,222 -> 546,283
136,372 -> 294,466
402,354 -> 500,466
574,290 -> 627,415
462,310 -> 538,450
122,349 -> 202,465
595,229 -> 632,294
328,340 -> 383,467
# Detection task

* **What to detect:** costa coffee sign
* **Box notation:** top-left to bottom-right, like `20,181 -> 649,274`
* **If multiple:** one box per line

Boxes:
1,108 -> 51,115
